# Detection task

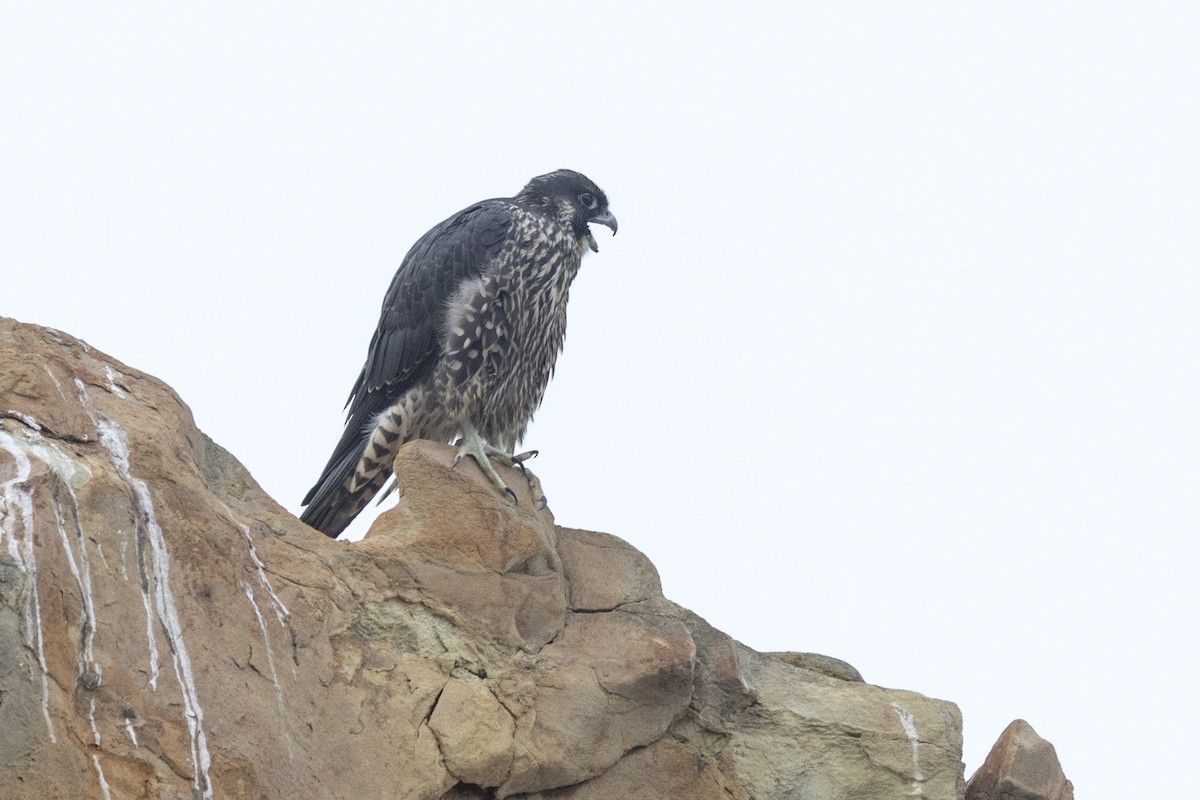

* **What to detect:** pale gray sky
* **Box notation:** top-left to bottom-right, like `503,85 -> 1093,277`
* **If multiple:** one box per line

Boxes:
4,4 -> 1198,797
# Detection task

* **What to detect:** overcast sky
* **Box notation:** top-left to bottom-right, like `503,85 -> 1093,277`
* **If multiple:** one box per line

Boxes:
4,4 -> 1198,797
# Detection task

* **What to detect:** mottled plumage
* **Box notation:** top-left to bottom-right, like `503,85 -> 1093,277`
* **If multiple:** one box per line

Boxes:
301,170 -> 616,537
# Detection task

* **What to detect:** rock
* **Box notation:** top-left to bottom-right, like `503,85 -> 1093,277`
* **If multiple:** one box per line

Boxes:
556,527 -> 661,611
766,651 -> 865,682
677,613 -> 965,800
966,719 -> 1074,800
428,673 -> 516,787
523,738 -> 741,800
0,316 -> 968,799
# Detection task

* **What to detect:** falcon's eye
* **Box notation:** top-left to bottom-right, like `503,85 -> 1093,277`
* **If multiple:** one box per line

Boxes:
579,193 -> 598,210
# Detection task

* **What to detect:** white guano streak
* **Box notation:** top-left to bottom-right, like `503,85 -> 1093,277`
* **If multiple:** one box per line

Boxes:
89,698 -> 113,799
42,365 -> 70,404
0,429 -> 27,561
118,538 -> 129,581
77,383 -> 213,799
0,428 -> 56,742
35,437 -> 101,681
75,380 -> 157,684
5,410 -> 42,430
92,754 -> 113,800
228,510 -> 291,633
892,702 -> 925,796
49,497 -> 101,680
124,716 -> 139,748
243,581 -> 294,759
89,697 -> 102,745
229,506 -> 295,752
103,365 -> 128,398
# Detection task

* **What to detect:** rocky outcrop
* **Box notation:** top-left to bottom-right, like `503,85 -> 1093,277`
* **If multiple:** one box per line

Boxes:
0,316 -> 968,799
966,720 -> 1074,800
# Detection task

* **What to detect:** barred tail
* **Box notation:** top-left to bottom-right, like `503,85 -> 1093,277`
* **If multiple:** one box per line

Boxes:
301,408 -> 404,537
299,454 -> 391,537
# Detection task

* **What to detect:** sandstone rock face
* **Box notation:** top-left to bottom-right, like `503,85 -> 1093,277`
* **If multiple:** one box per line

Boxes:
1,316 -> 965,799
966,719 -> 1074,800
766,651 -> 865,683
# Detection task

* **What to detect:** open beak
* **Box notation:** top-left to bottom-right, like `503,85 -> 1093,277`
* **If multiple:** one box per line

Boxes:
588,209 -> 618,235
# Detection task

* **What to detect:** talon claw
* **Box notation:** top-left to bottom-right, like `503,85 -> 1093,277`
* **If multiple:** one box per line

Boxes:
454,424 -> 545,508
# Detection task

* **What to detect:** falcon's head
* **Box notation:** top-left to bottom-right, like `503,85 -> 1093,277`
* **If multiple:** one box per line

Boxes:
516,170 -> 618,252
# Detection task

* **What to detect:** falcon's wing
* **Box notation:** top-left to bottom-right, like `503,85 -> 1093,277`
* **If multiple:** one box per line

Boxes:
301,201 -> 513,511
352,200 -> 514,409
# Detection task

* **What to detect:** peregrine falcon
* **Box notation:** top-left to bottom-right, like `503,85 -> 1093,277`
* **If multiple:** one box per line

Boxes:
300,170 -> 617,537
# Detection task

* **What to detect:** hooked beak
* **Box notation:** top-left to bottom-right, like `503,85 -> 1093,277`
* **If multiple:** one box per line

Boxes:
588,209 -> 618,235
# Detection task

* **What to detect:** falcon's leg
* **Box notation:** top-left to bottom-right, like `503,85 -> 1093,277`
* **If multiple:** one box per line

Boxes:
454,423 -> 520,503
453,425 -> 548,507
510,449 -> 549,508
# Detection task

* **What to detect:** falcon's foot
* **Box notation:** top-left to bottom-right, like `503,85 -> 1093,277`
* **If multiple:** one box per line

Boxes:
511,449 -> 548,508
512,449 -> 538,466
522,468 -> 548,509
453,426 -> 547,508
